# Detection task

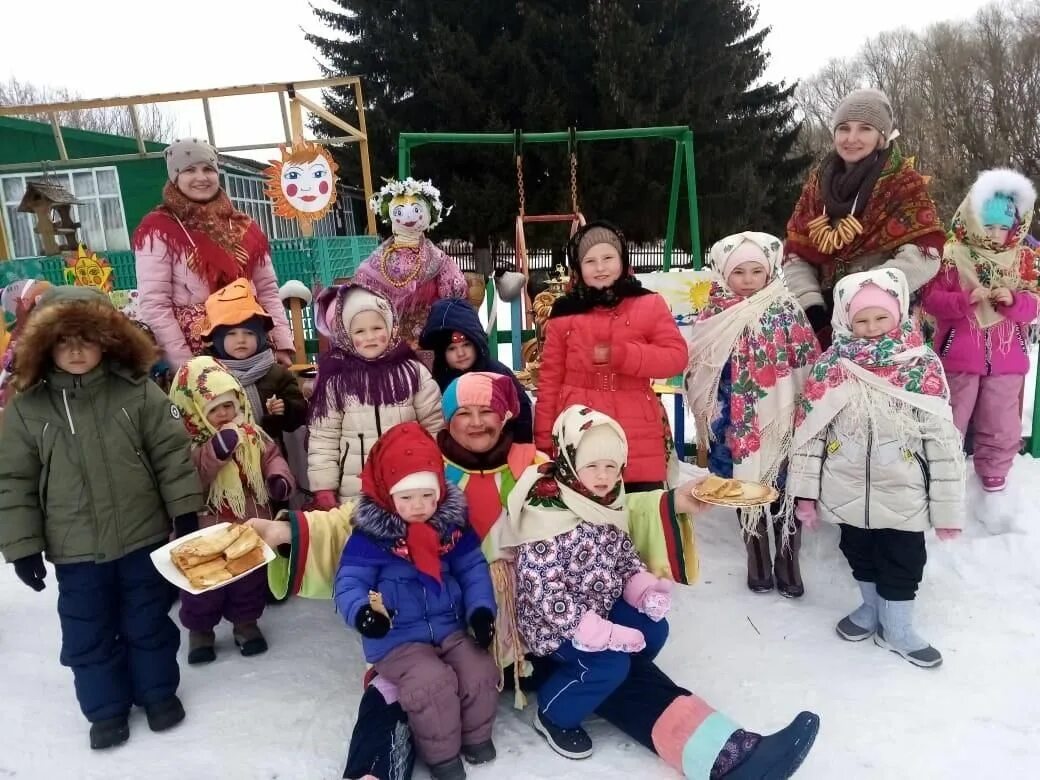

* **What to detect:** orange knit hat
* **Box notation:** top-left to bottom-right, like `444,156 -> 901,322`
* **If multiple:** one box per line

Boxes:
201,278 -> 273,337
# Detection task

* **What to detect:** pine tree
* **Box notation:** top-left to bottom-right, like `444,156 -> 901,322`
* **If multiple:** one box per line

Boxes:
308,0 -> 809,251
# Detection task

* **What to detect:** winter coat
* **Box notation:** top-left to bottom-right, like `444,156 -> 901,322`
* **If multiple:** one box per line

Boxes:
254,364 -> 308,442
307,361 -> 443,502
921,265 -> 1038,376
534,293 -> 688,484
193,435 -> 293,528
333,485 -> 497,663
0,287 -> 204,564
788,405 -> 963,532
134,235 -> 293,369
419,298 -> 533,442
515,520 -> 644,656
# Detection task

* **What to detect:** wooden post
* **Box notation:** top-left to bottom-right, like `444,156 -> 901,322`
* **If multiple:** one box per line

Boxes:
287,297 -> 307,364
288,95 -> 314,239
352,80 -> 377,235
0,209 -> 10,260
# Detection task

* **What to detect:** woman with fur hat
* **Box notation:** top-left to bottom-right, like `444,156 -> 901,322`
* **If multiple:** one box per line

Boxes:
133,138 -> 295,370
921,169 -> 1039,492
202,278 -> 307,456
307,283 -> 443,509
169,356 -> 295,663
789,268 -> 964,669
0,287 -> 205,750
784,89 -> 945,346
685,232 -> 821,596
534,221 -> 688,490
336,422 -> 498,780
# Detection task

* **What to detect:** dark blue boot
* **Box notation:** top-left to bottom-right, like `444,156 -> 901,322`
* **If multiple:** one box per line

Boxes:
726,711 -> 820,779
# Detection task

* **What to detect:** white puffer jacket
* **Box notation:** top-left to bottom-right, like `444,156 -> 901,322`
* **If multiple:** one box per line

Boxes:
789,404 -> 963,532
307,361 -> 444,501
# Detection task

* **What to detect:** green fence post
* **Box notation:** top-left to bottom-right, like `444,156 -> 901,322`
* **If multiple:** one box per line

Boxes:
682,130 -> 702,269
662,142 -> 683,271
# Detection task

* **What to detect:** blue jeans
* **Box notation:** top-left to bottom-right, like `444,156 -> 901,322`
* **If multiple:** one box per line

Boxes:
538,600 -> 669,729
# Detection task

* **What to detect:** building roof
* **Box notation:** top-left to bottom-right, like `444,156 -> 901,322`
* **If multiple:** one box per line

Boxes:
17,180 -> 80,210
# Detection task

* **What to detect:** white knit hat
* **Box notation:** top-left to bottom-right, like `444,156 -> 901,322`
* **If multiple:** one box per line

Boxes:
203,390 -> 241,418
575,423 -> 627,470
390,471 -> 441,499
340,286 -> 394,335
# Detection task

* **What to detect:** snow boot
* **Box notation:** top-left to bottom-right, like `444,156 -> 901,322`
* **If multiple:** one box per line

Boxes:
981,476 -> 1006,492
233,621 -> 268,656
773,517 -> 804,598
145,695 -> 185,732
187,630 -> 216,665
742,514 -> 774,593
89,715 -> 130,750
874,599 -> 942,668
725,711 -> 820,779
428,756 -> 466,780
461,739 -> 497,764
836,581 -> 878,641
534,709 -> 593,759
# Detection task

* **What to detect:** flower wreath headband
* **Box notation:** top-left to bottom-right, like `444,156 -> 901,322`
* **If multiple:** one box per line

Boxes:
368,177 -> 451,230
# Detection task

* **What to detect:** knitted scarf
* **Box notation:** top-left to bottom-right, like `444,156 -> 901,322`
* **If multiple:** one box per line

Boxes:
218,349 -> 275,422
785,145 -> 946,287
685,233 -> 820,533
133,183 -> 269,292
169,356 -> 268,517
818,147 -> 891,219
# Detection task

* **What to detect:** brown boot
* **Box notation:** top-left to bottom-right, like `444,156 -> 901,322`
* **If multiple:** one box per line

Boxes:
740,512 -> 773,593
773,516 -> 804,598
187,630 -> 216,665
233,621 -> 268,657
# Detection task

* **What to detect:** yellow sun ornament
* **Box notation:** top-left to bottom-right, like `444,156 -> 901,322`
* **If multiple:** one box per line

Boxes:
686,278 -> 713,313
264,141 -> 340,226
64,245 -> 113,291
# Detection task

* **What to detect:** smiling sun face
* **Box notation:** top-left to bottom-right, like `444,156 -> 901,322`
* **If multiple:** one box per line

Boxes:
264,142 -> 340,224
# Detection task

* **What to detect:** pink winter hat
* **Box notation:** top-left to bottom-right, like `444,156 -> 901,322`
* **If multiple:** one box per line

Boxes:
848,283 -> 900,323
720,242 -> 770,282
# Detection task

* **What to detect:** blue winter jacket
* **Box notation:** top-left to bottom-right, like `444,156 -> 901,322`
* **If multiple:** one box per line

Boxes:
419,298 -> 533,442
334,483 -> 497,663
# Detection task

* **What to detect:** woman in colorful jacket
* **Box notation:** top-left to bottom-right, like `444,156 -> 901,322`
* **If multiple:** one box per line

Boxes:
784,89 -> 945,346
534,221 -> 689,490
248,372 -> 820,780
133,138 -> 295,370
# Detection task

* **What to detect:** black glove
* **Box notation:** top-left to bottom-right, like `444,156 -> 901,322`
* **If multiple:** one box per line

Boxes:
468,607 -> 495,650
805,305 -> 830,333
13,552 -> 46,592
355,606 -> 393,639
173,512 -> 199,538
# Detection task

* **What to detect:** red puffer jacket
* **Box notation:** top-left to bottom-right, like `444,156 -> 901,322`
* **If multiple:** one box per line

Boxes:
534,293 -> 688,484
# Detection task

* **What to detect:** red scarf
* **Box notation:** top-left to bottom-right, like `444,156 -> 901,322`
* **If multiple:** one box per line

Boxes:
133,183 -> 269,292
405,522 -> 443,585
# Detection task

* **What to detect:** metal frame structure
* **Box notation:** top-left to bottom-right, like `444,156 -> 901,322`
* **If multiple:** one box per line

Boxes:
0,76 -> 378,235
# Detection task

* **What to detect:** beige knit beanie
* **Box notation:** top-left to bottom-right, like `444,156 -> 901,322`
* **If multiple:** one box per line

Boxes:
165,138 -> 219,182
830,89 -> 895,138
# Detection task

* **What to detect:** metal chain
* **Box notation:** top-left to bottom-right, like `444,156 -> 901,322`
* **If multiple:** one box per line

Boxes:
570,150 -> 579,214
516,154 -> 526,217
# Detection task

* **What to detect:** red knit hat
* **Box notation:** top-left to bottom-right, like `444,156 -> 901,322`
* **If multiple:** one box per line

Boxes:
361,422 -> 447,512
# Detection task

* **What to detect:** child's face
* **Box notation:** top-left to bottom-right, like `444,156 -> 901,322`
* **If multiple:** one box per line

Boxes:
577,459 -> 621,498
851,306 -> 897,339
446,339 -> 477,370
984,224 -> 1011,245
580,243 -> 623,289
726,261 -> 769,297
833,121 -> 883,164
52,335 -> 102,375
206,400 -> 239,428
350,311 -> 389,358
392,489 -> 438,524
223,327 -> 260,359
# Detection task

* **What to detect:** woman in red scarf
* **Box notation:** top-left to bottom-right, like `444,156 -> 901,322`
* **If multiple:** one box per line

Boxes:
133,138 -> 295,370
784,89 -> 945,346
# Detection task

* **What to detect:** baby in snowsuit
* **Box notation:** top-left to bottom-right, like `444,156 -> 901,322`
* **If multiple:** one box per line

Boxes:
334,422 -> 499,780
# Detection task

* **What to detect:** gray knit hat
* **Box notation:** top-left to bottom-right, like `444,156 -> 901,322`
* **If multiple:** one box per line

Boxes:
165,137 -> 219,182
577,226 -> 624,263
830,89 -> 895,138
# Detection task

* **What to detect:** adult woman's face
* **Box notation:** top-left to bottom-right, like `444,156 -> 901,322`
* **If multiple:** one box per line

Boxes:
176,163 -> 220,202
833,121 -> 884,164
448,405 -> 505,453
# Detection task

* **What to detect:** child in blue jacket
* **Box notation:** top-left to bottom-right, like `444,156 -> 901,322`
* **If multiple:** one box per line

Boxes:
334,422 -> 499,780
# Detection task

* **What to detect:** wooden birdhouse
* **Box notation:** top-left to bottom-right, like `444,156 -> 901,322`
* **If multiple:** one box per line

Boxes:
17,181 -> 81,256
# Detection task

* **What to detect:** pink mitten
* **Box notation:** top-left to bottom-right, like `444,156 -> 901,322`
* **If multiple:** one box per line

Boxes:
935,528 -> 961,541
313,490 -> 339,511
794,499 -> 819,531
572,612 -> 646,654
622,571 -> 659,609
606,623 -> 647,653
642,590 -> 671,622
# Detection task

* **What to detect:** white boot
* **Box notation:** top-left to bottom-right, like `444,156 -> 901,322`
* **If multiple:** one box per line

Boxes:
874,598 -> 942,668
836,581 -> 878,641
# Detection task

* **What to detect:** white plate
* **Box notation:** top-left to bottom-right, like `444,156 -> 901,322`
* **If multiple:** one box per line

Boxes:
150,522 -> 275,595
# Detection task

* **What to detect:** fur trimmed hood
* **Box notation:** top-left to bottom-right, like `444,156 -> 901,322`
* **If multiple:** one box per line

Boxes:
353,481 -> 467,542
13,287 -> 158,389
968,169 -> 1037,222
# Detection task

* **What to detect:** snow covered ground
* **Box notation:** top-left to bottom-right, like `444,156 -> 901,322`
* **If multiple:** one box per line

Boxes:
2,457 -> 1039,779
